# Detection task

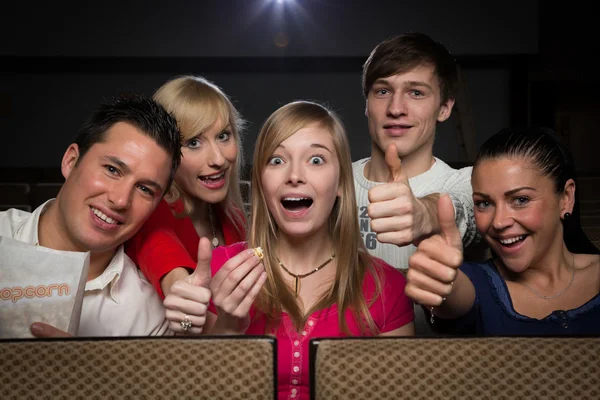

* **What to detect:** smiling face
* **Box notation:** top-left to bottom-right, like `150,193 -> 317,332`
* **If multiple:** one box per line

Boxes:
56,122 -> 171,253
174,118 -> 238,206
472,157 -> 574,272
260,124 -> 341,239
365,64 -> 454,165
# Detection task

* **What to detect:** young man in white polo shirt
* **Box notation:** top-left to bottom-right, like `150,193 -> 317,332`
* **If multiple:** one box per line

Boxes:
0,95 -> 181,337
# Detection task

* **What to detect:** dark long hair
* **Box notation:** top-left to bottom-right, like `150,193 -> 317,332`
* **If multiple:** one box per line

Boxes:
474,127 -> 598,255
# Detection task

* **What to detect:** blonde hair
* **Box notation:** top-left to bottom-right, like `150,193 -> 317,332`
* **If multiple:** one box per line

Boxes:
248,101 -> 381,334
153,76 -> 246,232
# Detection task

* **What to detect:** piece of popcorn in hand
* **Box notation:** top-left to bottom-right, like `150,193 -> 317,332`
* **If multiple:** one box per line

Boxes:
253,247 -> 264,260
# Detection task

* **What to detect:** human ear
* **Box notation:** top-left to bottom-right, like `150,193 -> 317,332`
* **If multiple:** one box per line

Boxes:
437,98 -> 455,122
560,178 -> 576,217
61,144 -> 80,180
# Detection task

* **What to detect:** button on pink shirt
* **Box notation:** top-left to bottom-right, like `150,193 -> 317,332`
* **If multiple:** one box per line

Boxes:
211,242 -> 414,400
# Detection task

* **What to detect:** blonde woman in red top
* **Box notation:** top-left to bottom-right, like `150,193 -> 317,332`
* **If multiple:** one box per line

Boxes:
125,75 -> 246,334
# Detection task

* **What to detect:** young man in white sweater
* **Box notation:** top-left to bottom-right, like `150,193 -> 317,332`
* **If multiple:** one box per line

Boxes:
352,33 -> 478,334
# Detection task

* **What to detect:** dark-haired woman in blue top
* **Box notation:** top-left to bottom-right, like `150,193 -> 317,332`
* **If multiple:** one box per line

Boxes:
405,127 -> 600,335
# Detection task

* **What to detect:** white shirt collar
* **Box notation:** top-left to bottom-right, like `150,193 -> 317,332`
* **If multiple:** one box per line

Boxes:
85,247 -> 125,303
14,199 -> 49,246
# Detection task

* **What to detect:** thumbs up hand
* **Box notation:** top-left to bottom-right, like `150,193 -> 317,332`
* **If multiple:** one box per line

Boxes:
384,142 -> 410,184
187,236 -> 213,288
163,237 -> 213,335
367,143 -> 432,246
437,193 -> 464,251
405,194 -> 463,307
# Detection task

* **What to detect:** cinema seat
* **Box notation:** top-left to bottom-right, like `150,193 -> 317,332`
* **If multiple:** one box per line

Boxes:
0,336 -> 277,400
310,336 -> 600,399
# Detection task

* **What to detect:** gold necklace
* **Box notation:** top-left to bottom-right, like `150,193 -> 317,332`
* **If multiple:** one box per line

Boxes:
277,253 -> 335,297
517,253 -> 576,300
207,204 -> 219,248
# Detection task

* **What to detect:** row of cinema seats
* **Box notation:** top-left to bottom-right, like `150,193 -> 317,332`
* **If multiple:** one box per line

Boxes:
0,183 -> 63,213
1,336 -> 599,399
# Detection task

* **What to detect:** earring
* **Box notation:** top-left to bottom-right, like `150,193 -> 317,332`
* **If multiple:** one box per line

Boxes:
563,212 -> 572,220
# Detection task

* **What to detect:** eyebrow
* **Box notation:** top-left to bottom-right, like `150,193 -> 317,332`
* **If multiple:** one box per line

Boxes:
277,143 -> 333,153
104,156 -> 164,193
105,156 -> 131,174
197,124 -> 232,137
373,78 -> 433,91
473,186 -> 537,198
505,186 -> 536,196
310,143 -> 333,153
405,80 -> 433,90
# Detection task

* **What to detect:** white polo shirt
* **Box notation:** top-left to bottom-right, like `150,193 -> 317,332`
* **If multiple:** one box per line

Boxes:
0,200 -> 171,336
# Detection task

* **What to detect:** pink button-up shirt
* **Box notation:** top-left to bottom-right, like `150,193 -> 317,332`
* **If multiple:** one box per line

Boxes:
211,242 -> 414,400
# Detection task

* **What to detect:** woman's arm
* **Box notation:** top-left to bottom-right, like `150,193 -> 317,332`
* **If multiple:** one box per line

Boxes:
125,200 -> 197,298
161,267 -> 191,297
380,322 -> 415,336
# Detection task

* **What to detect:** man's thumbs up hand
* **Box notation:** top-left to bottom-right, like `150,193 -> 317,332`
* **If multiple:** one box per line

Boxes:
368,143 -> 428,246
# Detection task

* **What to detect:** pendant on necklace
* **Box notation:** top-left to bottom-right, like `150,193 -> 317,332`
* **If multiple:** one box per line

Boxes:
294,277 -> 300,297
212,237 -> 220,248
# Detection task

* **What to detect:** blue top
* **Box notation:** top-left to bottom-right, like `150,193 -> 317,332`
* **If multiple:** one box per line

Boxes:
440,260 -> 600,335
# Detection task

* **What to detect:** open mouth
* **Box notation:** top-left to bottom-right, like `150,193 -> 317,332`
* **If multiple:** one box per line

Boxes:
198,171 -> 227,189
91,207 -> 122,225
281,197 -> 313,212
199,171 -> 225,183
497,235 -> 527,247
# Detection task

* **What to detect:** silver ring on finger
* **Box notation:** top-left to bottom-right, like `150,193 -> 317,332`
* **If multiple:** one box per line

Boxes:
180,315 -> 193,332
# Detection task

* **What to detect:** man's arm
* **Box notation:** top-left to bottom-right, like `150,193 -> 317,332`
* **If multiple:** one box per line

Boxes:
411,193 -> 441,245
413,165 -> 476,247
368,146 -> 476,248
429,166 -> 477,248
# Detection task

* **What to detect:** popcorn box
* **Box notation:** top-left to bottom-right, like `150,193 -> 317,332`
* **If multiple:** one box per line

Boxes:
0,236 -> 90,338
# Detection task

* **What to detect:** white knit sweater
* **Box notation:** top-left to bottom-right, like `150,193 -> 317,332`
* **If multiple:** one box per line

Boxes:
352,157 -> 477,271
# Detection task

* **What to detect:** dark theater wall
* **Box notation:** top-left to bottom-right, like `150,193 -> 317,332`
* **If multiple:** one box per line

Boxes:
1,0 -> 537,168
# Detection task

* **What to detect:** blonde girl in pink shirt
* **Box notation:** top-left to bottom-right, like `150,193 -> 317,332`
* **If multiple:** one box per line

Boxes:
202,101 -> 415,400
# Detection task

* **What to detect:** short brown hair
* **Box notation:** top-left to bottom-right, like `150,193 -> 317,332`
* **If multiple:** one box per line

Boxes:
362,32 -> 458,104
